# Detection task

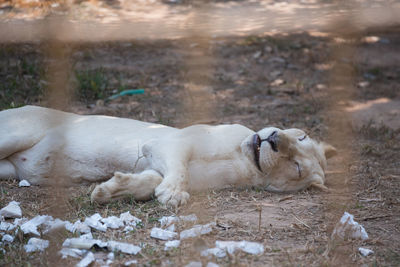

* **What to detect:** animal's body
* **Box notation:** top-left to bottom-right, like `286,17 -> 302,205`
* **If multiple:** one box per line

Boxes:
0,106 -> 336,206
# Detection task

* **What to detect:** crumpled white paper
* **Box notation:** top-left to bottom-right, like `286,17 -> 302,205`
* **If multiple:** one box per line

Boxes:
215,240 -> 264,255
18,180 -> 31,187
201,247 -> 227,258
21,215 -> 53,236
150,227 -> 177,240
24,237 -> 49,252
332,212 -> 368,240
76,252 -> 95,267
359,247 -> 374,257
164,240 -> 180,250
180,223 -> 215,240
0,201 -> 22,218
84,213 -> 107,232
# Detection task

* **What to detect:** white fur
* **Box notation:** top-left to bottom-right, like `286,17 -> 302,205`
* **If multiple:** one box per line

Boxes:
0,106 -> 336,206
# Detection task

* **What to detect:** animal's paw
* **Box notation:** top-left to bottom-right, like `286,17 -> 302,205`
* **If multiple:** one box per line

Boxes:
91,184 -> 112,204
155,182 -> 190,207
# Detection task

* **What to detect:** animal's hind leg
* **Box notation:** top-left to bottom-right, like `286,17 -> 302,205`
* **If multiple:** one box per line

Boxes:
91,170 -> 163,204
0,160 -> 17,180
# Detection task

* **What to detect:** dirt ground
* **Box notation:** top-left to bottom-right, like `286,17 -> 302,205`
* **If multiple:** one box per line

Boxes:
0,1 -> 400,267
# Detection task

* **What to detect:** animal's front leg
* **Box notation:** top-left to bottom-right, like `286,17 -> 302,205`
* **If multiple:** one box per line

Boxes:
154,168 -> 190,207
143,140 -> 191,207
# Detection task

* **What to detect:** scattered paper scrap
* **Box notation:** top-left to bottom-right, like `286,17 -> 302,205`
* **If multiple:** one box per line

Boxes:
59,248 -> 87,259
76,252 -> 95,267
332,212 -> 368,240
180,223 -> 215,240
120,211 -> 142,227
63,237 -> 107,250
185,262 -> 202,267
101,216 -> 124,229
0,201 -> 22,218
21,215 -> 53,236
24,237 -> 49,253
0,221 -> 16,231
66,220 -> 91,234
124,259 -> 138,266
216,240 -> 264,255
359,247 -> 374,257
2,234 -> 14,243
201,247 -> 227,258
18,180 -> 31,187
207,263 -> 220,267
150,227 -> 177,240
108,241 -> 141,255
84,213 -> 107,232
164,240 -> 180,251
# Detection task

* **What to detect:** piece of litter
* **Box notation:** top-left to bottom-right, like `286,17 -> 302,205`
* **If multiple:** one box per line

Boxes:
164,240 -> 180,250
201,247 -> 227,258
150,227 -> 177,240
124,225 -> 134,232
107,252 -> 115,260
24,237 -> 49,252
2,234 -> 14,243
21,215 -> 53,236
180,223 -> 215,240
0,221 -> 15,231
63,237 -> 107,250
207,263 -> 220,267
332,212 -> 368,240
120,211 -> 142,227
43,218 -> 69,234
159,214 -> 198,228
0,201 -> 22,218
59,248 -> 87,259
80,232 -> 93,239
124,259 -> 138,266
216,240 -> 264,255
185,261 -> 202,267
84,213 -> 107,232
101,216 -> 124,229
19,180 -> 31,187
67,220 -> 91,234
108,241 -> 141,255
76,252 -> 95,267
359,247 -> 374,257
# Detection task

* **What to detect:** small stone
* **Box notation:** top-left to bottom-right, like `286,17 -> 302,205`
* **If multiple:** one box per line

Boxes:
253,51 -> 262,59
359,247 -> 374,257
0,201 -> 22,218
150,227 -> 177,240
24,237 -> 49,252
18,180 -> 31,187
270,79 -> 285,86
357,81 -> 370,88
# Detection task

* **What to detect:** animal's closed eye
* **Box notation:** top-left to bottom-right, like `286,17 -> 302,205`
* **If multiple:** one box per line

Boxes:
294,161 -> 302,178
298,135 -> 307,141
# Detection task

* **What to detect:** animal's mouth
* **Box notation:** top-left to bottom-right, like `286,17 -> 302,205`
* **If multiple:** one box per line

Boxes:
252,131 -> 279,171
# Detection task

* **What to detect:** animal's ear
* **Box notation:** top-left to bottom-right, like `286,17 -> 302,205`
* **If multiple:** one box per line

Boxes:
320,142 -> 337,159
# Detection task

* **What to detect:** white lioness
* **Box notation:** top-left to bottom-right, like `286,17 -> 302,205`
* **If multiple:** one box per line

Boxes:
0,106 -> 336,206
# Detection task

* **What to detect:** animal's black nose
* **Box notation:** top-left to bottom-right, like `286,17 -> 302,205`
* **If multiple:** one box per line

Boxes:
266,131 -> 278,152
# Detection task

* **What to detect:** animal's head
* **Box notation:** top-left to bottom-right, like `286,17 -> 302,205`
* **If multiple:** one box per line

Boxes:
241,127 -> 336,192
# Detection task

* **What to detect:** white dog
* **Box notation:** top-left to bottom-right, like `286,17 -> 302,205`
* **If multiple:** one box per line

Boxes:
0,106 -> 336,206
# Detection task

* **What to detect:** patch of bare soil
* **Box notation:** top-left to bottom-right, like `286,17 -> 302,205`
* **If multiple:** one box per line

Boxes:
0,26 -> 399,266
